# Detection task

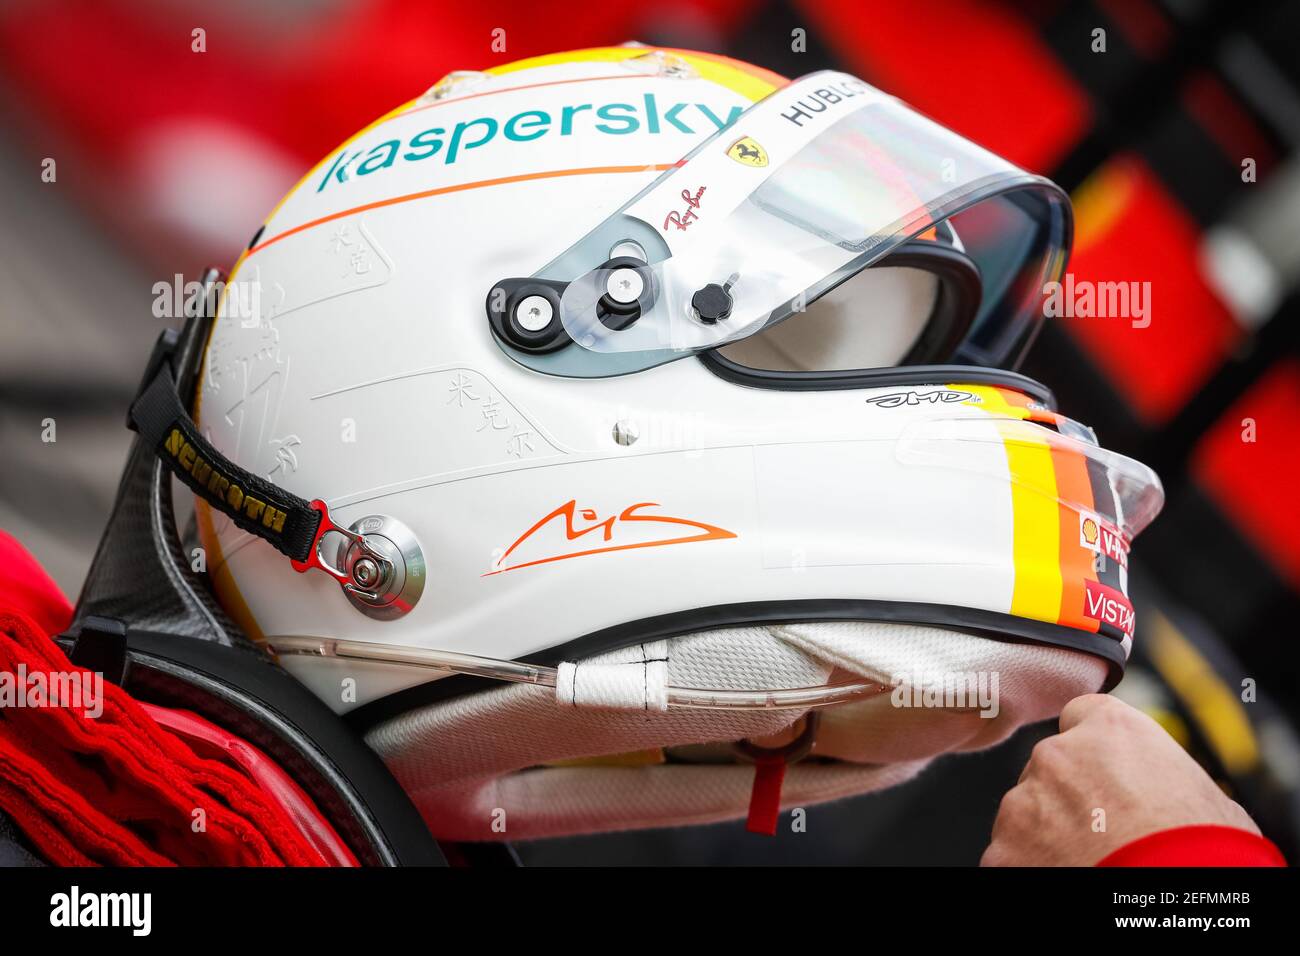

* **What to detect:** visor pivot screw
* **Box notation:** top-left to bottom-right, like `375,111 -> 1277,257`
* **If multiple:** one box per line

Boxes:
515,294 -> 553,332
596,256 -> 656,330
612,420 -> 639,446
691,282 -> 733,325
605,268 -> 645,306
491,280 -> 569,353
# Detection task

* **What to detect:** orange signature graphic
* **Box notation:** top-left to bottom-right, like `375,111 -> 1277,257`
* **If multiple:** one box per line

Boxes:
484,500 -> 736,575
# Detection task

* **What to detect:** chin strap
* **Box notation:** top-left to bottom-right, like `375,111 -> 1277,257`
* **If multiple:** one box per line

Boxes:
735,712 -> 820,836
127,327 -> 388,594
745,758 -> 788,836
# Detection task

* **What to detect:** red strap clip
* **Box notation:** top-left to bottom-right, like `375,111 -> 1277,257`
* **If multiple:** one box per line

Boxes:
289,499 -> 384,590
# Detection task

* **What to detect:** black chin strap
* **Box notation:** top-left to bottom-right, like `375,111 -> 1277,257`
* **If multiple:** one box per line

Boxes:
128,350 -> 322,565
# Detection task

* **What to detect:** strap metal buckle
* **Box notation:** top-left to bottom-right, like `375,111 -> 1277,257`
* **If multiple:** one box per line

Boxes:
290,500 -> 393,602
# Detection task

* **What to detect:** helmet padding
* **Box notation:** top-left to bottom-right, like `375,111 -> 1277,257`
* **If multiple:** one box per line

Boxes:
367,621 -> 1105,840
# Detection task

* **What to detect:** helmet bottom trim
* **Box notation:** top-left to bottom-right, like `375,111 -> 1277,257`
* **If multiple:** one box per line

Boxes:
344,599 -> 1125,732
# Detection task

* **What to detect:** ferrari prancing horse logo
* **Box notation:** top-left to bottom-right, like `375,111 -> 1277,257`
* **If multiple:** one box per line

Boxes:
727,136 -> 768,167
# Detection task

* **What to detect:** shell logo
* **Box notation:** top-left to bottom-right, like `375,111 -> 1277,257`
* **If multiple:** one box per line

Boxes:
1081,516 -> 1100,546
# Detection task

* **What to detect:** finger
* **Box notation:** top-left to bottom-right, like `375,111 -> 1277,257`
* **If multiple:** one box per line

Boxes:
1058,692 -> 1115,733
1018,734 -> 1057,784
1017,750 -> 1035,785
979,842 -> 1005,868
990,783 -> 1032,845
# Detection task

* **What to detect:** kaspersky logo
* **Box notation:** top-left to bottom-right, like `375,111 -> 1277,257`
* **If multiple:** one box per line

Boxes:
485,499 -> 736,575
318,95 -> 746,192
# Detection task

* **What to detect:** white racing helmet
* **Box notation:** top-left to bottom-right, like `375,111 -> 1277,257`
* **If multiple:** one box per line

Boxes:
158,47 -> 1164,840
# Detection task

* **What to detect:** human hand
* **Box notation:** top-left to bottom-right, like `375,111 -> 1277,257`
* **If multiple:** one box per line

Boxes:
981,693 -> 1258,866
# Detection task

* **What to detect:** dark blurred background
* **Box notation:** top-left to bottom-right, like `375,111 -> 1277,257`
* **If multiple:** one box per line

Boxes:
1,0 -> 1297,864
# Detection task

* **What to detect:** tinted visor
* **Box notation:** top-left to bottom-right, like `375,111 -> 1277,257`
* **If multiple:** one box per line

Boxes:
489,70 -> 1071,378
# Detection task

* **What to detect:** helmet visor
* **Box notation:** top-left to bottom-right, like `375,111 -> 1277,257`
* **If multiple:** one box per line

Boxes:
494,70 -> 1071,377
897,415 -> 1165,543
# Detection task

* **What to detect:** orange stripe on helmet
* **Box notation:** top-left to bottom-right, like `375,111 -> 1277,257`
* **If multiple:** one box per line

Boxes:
1050,441 -> 1101,634
247,163 -> 681,256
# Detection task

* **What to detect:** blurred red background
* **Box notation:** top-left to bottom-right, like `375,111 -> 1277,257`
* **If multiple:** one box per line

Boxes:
1,0 -> 1297,862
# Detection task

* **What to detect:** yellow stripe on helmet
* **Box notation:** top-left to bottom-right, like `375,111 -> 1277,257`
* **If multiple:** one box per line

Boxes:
484,45 -> 784,103
960,385 -> 1065,626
